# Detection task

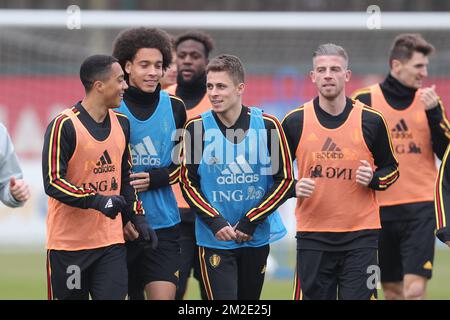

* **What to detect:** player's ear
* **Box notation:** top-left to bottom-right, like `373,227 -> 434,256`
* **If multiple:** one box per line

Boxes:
391,59 -> 401,73
310,70 -> 316,83
92,80 -> 104,93
124,60 -> 132,75
345,69 -> 352,82
237,82 -> 245,95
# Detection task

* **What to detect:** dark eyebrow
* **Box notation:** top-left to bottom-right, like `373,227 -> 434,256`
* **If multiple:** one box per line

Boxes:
137,59 -> 163,64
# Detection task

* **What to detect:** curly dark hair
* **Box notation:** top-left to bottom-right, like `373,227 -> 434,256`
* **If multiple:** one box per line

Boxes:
174,30 -> 215,58
112,27 -> 173,74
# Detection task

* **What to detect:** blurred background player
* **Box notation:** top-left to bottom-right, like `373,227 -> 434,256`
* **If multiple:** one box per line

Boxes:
0,123 -> 30,208
43,54 -> 151,300
113,27 -> 186,300
181,54 -> 293,299
167,30 -> 214,300
436,144 -> 450,248
160,36 -> 178,92
283,44 -> 399,300
353,34 -> 450,300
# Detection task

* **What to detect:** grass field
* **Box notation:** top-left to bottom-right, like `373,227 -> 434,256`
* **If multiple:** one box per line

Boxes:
1,248 -> 450,300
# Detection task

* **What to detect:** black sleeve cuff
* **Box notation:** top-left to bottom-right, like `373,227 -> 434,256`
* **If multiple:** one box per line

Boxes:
368,176 -> 379,190
147,168 -> 170,190
121,210 -> 131,227
289,179 -> 298,198
204,215 -> 229,235
425,104 -> 441,118
236,216 -> 259,236
425,104 -> 443,127
88,194 -> 103,210
120,200 -> 134,227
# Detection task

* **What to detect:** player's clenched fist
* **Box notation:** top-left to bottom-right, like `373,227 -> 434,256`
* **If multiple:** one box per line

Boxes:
419,84 -> 439,110
9,177 -> 30,202
91,194 -> 127,219
356,160 -> 373,187
296,178 -> 315,198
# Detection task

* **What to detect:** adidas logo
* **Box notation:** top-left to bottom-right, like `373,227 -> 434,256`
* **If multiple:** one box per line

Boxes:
131,136 -> 161,166
322,137 -> 341,152
93,150 -> 116,174
97,150 -> 112,166
217,155 -> 259,185
392,119 -> 409,132
221,155 -> 253,175
423,261 -> 433,270
391,119 -> 413,139
104,198 -> 113,209
314,137 -> 344,160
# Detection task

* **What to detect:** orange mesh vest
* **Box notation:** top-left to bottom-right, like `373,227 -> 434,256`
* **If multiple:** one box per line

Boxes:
46,108 -> 126,250
167,84 -> 211,209
370,84 -> 437,206
295,100 -> 380,232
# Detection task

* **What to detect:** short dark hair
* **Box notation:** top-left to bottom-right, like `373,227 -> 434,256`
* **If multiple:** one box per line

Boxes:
206,54 -> 245,84
112,27 -> 173,74
389,33 -> 435,67
79,54 -> 118,92
175,30 -> 215,58
313,43 -> 349,68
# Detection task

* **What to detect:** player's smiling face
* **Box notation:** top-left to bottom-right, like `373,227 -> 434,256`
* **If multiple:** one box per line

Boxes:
125,48 -> 163,93
392,51 -> 429,89
102,62 -> 128,108
206,71 -> 244,114
311,55 -> 351,100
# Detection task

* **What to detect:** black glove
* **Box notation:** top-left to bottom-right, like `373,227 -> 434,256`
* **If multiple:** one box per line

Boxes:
131,214 -> 158,249
91,195 -> 127,220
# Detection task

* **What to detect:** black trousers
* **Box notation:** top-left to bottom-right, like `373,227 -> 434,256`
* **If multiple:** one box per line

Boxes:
294,247 -> 378,300
198,245 -> 270,300
47,243 -> 127,300
176,219 -> 206,300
